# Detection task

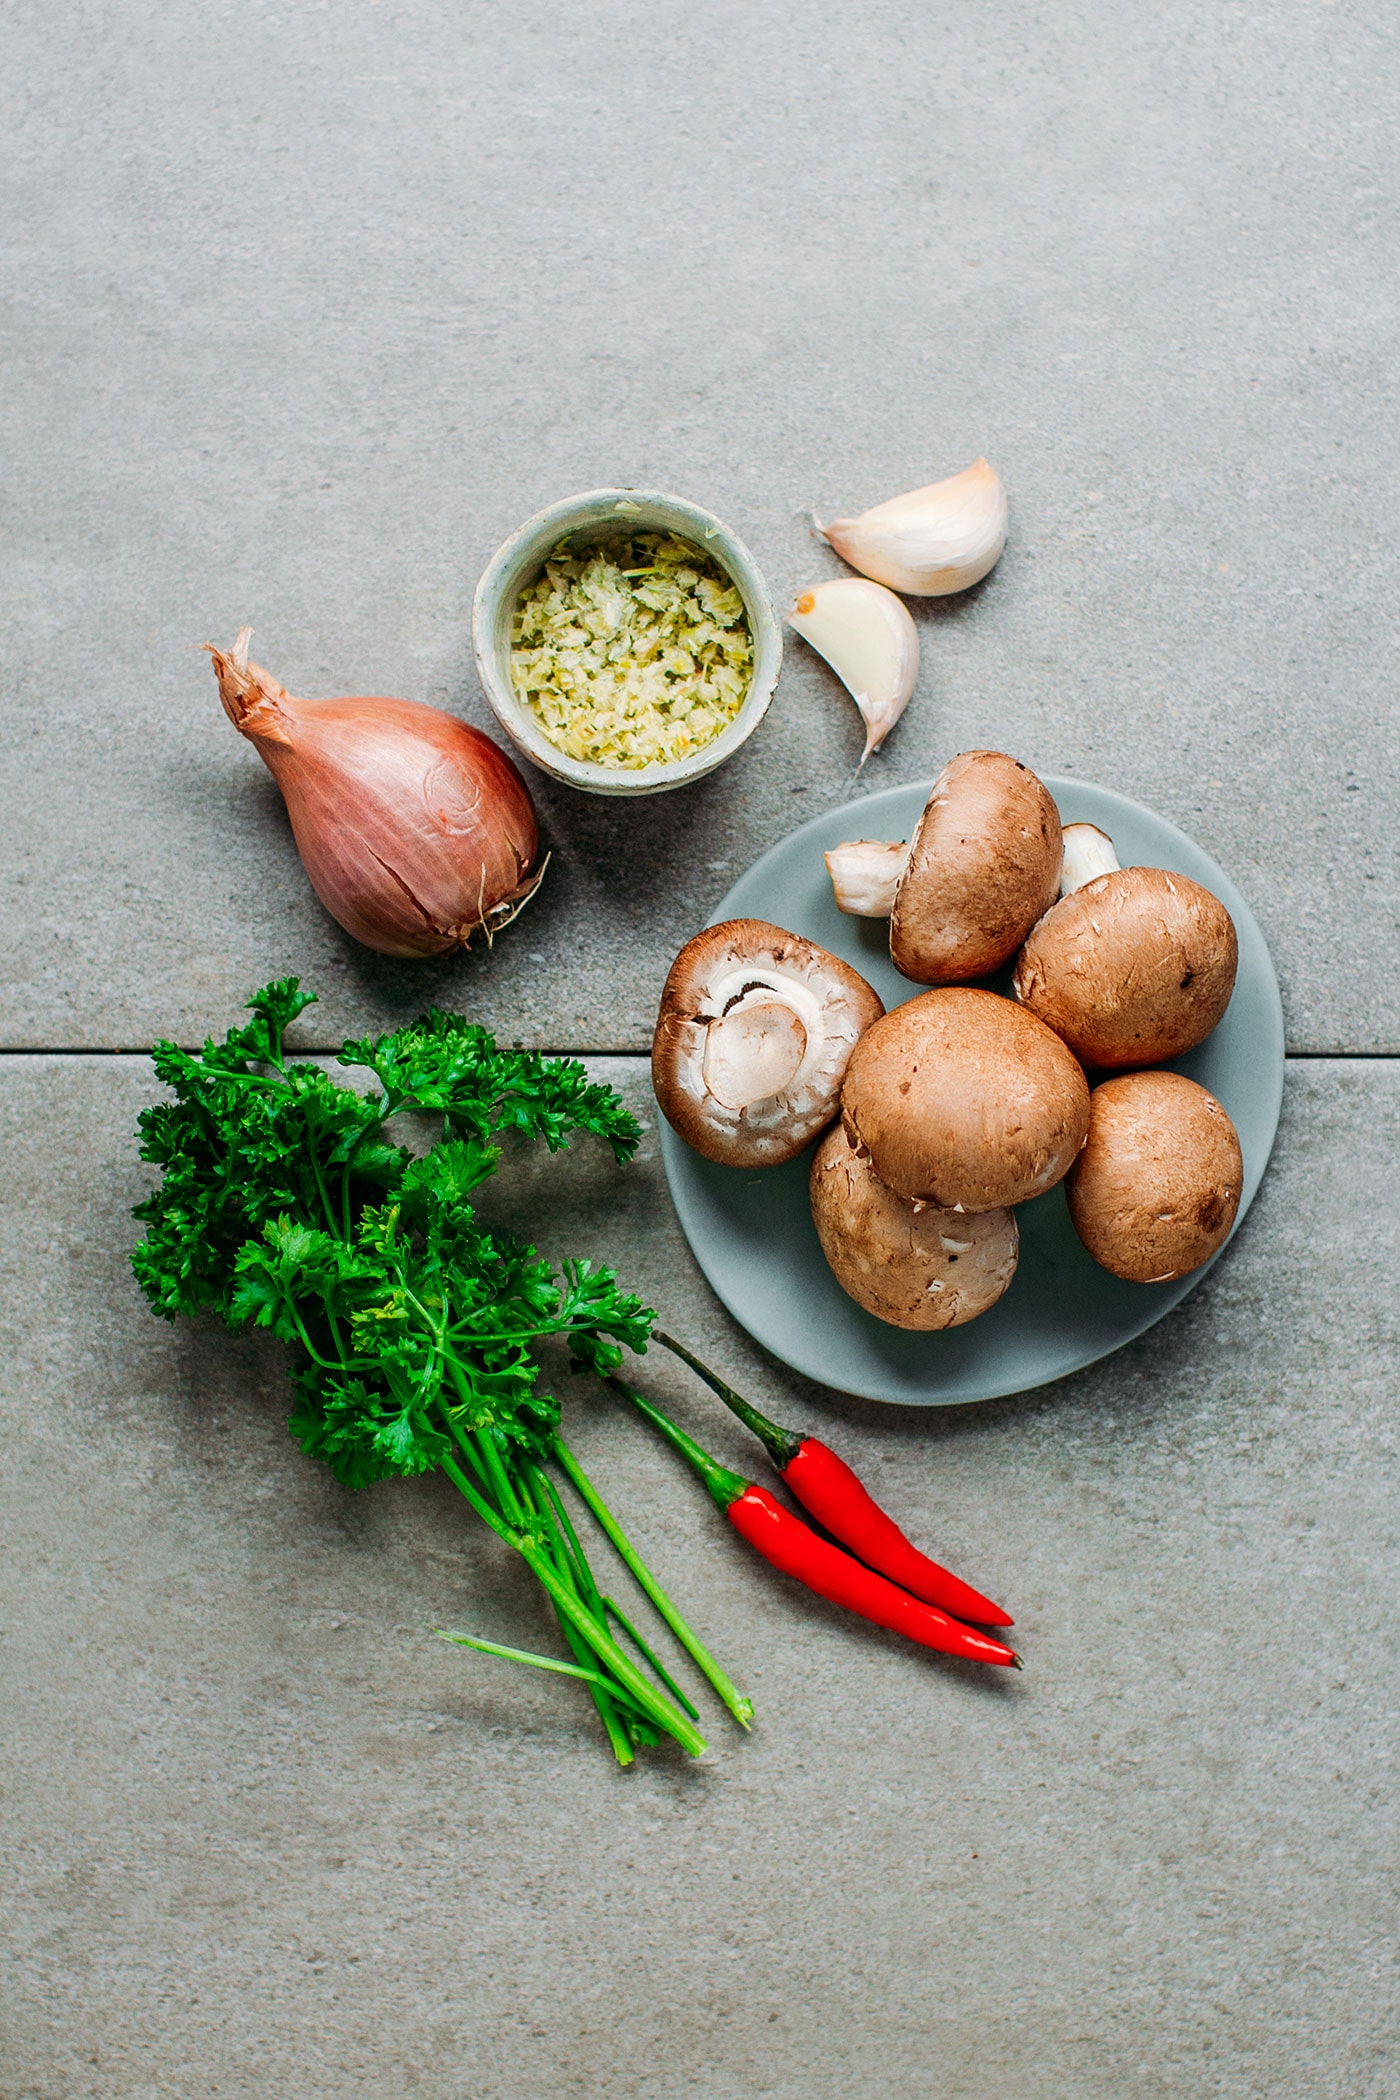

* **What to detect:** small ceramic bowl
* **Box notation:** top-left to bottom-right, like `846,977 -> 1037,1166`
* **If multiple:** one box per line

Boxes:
471,487 -> 782,797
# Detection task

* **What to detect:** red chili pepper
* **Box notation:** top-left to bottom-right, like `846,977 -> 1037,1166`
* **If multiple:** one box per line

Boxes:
726,1484 -> 1018,1667
655,1332 -> 1012,1628
779,1439 -> 1011,1627
614,1380 -> 1019,1671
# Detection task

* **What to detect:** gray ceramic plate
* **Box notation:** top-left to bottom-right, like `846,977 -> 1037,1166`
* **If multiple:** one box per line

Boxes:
657,776 -> 1285,1405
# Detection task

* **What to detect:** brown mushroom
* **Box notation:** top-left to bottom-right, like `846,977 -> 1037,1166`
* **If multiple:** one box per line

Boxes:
1066,1070 -> 1243,1282
1013,864 -> 1238,1068
653,919 -> 884,1167
888,751 -> 1063,983
841,986 -> 1090,1211
810,1123 -> 1019,1329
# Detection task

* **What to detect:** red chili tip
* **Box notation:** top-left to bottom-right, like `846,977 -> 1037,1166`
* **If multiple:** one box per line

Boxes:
1010,1653 -> 1024,1671
780,1437 -> 1013,1630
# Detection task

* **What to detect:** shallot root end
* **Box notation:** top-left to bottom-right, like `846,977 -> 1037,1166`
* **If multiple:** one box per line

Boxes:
468,850 -> 550,949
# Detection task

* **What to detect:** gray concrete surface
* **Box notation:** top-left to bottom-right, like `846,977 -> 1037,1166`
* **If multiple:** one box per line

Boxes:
2,1055 -> 1398,2099
2,1 -> 1398,1052
4,5 -> 1399,2096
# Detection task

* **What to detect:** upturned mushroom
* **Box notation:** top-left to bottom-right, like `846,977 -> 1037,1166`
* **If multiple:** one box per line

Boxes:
822,751 -> 1062,984
653,919 -> 884,1168
1066,1070 -> 1243,1282
1013,841 -> 1238,1068
810,1122 -> 1019,1330
841,987 -> 1090,1211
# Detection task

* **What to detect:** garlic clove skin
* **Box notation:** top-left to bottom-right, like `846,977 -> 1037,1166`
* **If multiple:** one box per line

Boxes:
1059,822 -> 1120,896
818,458 -> 1008,597
788,578 -> 919,761
825,839 -> 909,917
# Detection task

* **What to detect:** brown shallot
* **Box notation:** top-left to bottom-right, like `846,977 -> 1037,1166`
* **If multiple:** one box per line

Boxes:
208,630 -> 544,957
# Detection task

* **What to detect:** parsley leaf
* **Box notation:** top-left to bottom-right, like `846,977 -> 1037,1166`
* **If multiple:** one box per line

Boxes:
132,980 -> 655,1477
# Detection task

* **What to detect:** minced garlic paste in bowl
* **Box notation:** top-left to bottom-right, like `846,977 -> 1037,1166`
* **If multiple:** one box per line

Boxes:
508,531 -> 754,770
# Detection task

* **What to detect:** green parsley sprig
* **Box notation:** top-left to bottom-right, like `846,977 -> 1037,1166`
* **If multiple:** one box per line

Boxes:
132,979 -> 751,1762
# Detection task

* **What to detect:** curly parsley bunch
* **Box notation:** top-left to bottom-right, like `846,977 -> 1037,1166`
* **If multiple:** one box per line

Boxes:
132,980 -> 751,1762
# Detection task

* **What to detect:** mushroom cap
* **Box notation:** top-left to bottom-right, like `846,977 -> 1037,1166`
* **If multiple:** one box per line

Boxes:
810,1123 -> 1019,1330
841,986 -> 1091,1210
653,918 -> 884,1168
1066,1070 -> 1243,1282
890,751 -> 1063,984
1013,866 -> 1238,1068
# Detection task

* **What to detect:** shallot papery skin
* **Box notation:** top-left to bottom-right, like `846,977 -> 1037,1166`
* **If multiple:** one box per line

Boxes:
209,630 -> 544,957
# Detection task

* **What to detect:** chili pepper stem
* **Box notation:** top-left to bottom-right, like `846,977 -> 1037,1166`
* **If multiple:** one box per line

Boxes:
554,1433 -> 754,1730
653,1331 -> 803,1469
606,1377 -> 748,1511
609,1388 -> 1020,1673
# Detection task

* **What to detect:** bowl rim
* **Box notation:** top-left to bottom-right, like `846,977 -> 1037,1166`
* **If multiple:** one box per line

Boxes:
470,486 -> 783,798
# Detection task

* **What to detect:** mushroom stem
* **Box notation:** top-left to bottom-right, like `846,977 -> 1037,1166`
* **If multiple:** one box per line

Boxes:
1059,823 -> 1120,896
824,839 -> 909,917
701,995 -> 808,1110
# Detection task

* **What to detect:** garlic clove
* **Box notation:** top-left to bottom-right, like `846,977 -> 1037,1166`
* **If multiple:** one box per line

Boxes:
788,577 -> 918,762
1059,822 -> 1120,896
818,458 -> 1007,597
824,839 -> 909,917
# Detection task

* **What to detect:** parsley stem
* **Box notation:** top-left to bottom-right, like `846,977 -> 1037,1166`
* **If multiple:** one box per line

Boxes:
286,1302 -> 349,1374
433,1630 -> 654,1716
525,1464 -> 597,1609
602,1596 -> 701,1722
447,1319 -> 599,1348
307,1142 -> 341,1242
439,1453 -> 707,1756
553,1437 -> 753,1732
439,1361 -> 527,1527
433,1401 -> 493,1497
337,1117 -> 379,1238
519,1468 -> 636,1765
